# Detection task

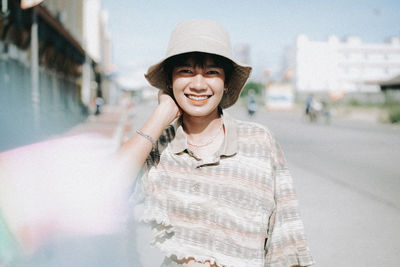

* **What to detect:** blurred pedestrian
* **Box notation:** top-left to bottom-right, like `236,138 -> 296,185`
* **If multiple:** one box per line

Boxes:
305,93 -> 325,123
119,19 -> 314,267
95,96 -> 104,115
247,89 -> 258,116
305,93 -> 314,116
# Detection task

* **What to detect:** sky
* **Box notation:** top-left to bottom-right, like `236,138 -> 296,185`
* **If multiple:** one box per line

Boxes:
101,0 -> 400,88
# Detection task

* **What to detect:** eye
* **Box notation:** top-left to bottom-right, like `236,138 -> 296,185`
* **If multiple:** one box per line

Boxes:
175,67 -> 193,75
206,69 -> 220,75
180,69 -> 192,74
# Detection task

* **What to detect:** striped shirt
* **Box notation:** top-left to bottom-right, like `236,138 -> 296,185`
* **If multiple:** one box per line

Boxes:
138,112 -> 314,267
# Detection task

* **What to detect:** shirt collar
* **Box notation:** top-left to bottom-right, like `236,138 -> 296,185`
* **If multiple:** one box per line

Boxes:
169,111 -> 237,157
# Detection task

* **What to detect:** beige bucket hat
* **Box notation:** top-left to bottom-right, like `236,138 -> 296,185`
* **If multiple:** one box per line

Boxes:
144,19 -> 252,109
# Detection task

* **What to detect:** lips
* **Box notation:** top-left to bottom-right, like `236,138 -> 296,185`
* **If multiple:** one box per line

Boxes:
185,94 -> 211,105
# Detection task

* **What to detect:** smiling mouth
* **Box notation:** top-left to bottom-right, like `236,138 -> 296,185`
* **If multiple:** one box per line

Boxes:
185,94 -> 211,104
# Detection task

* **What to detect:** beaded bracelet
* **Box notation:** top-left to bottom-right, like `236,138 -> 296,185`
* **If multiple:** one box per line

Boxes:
136,129 -> 156,149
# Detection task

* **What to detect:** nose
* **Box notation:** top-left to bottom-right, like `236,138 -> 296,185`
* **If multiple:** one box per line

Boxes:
190,73 -> 207,91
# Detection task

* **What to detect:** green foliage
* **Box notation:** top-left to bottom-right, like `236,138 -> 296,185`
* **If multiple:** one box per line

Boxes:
388,105 -> 400,123
240,81 -> 264,97
349,98 -> 361,106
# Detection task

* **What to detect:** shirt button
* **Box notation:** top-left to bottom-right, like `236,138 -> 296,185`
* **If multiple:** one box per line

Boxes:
192,183 -> 200,192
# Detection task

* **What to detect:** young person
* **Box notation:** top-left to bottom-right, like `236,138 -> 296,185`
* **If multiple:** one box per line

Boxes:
119,19 -> 314,267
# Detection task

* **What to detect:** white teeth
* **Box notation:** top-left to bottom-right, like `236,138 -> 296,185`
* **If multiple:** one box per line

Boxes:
188,95 -> 208,101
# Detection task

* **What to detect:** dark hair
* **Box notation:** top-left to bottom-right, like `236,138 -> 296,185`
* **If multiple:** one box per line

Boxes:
162,52 -> 234,86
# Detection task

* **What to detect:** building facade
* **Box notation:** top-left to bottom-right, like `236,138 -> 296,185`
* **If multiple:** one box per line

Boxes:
42,0 -> 117,106
295,34 -> 400,94
0,0 -> 117,151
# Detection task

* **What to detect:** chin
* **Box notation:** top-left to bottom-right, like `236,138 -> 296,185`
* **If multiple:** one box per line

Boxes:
181,105 -> 219,118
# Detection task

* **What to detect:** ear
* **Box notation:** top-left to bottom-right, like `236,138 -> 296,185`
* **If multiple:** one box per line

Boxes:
224,80 -> 230,90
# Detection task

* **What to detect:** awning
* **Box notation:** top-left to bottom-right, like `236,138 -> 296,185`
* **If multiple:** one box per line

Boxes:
380,74 -> 400,90
4,0 -> 86,64
36,5 -> 85,58
379,74 -> 400,86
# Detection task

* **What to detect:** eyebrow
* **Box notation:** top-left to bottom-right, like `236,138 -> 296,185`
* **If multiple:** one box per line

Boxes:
177,63 -> 193,68
206,64 -> 222,68
176,63 -> 222,69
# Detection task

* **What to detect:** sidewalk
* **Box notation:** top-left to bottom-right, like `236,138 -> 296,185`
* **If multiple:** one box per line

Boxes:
63,104 -> 133,150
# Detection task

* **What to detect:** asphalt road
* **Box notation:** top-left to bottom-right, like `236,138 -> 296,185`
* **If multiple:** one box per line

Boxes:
20,99 -> 400,267
227,103 -> 400,267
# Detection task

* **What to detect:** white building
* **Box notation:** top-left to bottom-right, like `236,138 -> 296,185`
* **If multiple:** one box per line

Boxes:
295,35 -> 400,93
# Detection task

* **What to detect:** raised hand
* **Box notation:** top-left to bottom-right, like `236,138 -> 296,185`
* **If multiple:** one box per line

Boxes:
157,90 -> 182,126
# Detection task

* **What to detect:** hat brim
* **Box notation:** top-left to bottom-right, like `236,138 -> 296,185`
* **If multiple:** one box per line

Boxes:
144,52 -> 252,109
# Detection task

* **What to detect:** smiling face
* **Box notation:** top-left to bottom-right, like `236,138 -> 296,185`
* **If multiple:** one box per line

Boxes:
171,54 -> 227,118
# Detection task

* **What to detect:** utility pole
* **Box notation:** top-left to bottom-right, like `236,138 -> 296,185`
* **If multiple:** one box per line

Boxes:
21,1 -> 44,131
31,6 -> 40,131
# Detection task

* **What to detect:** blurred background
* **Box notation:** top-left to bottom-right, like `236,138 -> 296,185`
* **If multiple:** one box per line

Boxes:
0,0 -> 400,266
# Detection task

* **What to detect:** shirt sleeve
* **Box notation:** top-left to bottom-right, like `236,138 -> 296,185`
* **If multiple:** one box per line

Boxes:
146,124 -> 176,167
264,137 -> 314,267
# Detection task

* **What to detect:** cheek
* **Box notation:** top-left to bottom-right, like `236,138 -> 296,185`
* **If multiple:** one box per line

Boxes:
172,86 -> 182,99
171,77 -> 186,92
211,80 -> 226,95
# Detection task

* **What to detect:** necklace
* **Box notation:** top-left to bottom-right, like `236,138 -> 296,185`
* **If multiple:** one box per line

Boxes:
186,119 -> 224,148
